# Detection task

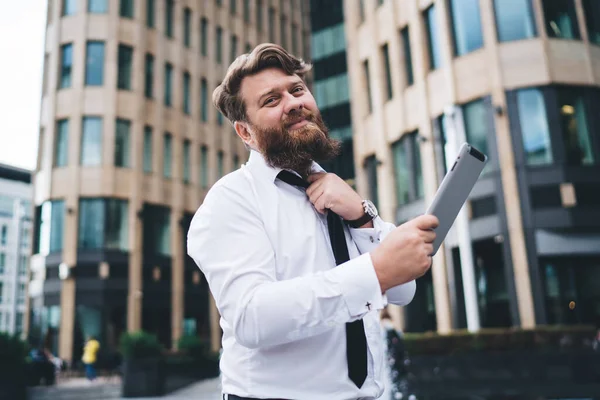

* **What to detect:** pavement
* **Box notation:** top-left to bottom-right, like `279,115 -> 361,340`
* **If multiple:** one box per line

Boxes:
128,377 -> 222,400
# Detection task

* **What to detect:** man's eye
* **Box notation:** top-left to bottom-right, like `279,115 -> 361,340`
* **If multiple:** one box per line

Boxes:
264,97 -> 276,105
293,86 -> 304,93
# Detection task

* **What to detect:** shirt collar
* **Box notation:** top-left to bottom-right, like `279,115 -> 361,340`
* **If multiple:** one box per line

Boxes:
247,149 -> 326,183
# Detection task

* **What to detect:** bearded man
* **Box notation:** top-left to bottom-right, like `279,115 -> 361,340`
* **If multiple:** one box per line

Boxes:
187,43 -> 438,400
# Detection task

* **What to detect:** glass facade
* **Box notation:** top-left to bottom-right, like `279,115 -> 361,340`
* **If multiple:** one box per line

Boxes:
120,0 -> 133,18
146,0 -> 155,27
184,7 -> 192,47
584,0 -> 600,45
54,119 -> 69,167
543,0 -> 580,39
85,41 -> 105,86
115,119 -> 131,167
183,72 -> 191,115
557,88 -> 594,165
143,126 -> 153,173
117,44 -> 133,90
78,198 -> 128,250
494,0 -> 537,42
88,0 -> 108,13
166,0 -> 174,37
392,131 -> 424,207
164,63 -> 173,106
36,200 -> 65,254
59,44 -> 73,89
163,133 -> 172,178
401,27 -> 414,86
449,0 -> 483,56
145,54 -> 154,98
81,117 -> 103,166
516,88 -> 552,165
462,99 -> 489,169
183,140 -> 191,184
424,5 -> 442,70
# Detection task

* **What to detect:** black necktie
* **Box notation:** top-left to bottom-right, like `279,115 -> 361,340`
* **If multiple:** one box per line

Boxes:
276,170 -> 368,388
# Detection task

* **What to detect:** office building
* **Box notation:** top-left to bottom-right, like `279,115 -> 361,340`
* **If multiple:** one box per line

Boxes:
344,0 -> 600,332
0,164 -> 32,337
29,0 -> 310,363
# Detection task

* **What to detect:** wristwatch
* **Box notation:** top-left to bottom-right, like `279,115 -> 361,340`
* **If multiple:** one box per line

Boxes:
344,200 -> 378,228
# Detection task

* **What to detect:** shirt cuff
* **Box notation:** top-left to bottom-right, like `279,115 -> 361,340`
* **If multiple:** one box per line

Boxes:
333,253 -> 385,318
348,216 -> 385,254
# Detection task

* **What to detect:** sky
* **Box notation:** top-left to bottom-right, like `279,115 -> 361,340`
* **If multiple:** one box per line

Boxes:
0,1 -> 47,171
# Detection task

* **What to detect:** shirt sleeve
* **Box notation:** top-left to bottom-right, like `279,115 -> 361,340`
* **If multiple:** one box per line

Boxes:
187,183 -> 385,350
349,216 -> 417,306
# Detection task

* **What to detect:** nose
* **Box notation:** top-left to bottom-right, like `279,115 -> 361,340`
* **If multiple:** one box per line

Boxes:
283,92 -> 303,115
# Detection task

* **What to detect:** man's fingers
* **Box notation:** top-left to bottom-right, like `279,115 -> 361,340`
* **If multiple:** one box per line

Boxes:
311,191 -> 327,214
420,229 -> 436,244
306,179 -> 324,198
307,172 -> 326,184
414,214 -> 440,230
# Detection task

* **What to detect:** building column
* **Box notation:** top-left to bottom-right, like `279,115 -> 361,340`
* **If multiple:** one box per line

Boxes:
127,202 -> 143,332
481,0 -> 536,328
171,212 -> 184,349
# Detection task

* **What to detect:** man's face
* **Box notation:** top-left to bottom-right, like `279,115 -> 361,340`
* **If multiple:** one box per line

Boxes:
236,67 -> 340,175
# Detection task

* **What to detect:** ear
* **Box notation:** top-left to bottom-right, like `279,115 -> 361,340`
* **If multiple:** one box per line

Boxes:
234,121 -> 253,147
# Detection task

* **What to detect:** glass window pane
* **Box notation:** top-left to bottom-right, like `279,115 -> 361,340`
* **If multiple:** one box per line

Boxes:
257,0 -> 263,30
583,0 -> 600,45
106,199 -> 128,250
543,0 -> 580,39
401,27 -> 414,86
230,35 -> 238,63
516,88 -> 553,165
164,63 -> 172,106
413,134 -> 424,199
143,126 -> 153,173
558,89 -> 594,165
449,0 -> 483,56
55,119 -> 69,167
382,44 -> 393,100
183,140 -> 191,183
63,0 -> 76,15
201,79 -> 208,121
244,0 -> 250,22
494,0 -> 537,42
88,0 -> 108,14
117,44 -> 133,90
120,0 -> 134,18
201,146 -> 208,188
60,44 -> 73,89
183,72 -> 191,114
49,200 -> 65,253
463,99 -> 489,158
392,140 -> 410,206
166,0 -> 174,37
78,199 -> 105,249
184,8 -> 191,47
145,53 -> 154,98
201,18 -> 208,56
81,117 -> 103,166
146,0 -> 155,27
163,133 -> 172,178
363,60 -> 372,113
217,151 -> 224,177
425,5 -> 443,70
158,208 -> 171,256
216,26 -> 223,63
85,41 -> 105,86
115,119 -> 131,167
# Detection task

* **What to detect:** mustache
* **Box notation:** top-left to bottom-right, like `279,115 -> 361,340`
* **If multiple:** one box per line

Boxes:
282,109 -> 316,129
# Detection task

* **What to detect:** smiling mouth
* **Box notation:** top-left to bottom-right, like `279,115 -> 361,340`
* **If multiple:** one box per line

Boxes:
286,118 -> 310,130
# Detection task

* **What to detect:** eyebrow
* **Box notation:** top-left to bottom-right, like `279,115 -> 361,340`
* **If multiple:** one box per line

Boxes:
257,78 -> 304,105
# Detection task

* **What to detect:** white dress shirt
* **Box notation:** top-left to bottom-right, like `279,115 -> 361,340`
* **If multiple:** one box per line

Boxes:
187,150 -> 416,400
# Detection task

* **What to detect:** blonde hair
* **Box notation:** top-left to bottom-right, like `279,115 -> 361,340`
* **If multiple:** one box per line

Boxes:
213,43 -> 312,123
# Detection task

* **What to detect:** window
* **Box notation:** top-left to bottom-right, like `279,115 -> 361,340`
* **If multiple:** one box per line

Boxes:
381,44 -> 393,100
19,255 -> 27,276
120,0 -> 133,18
117,44 -> 133,90
217,110 -> 224,126
115,119 -> 131,167
516,88 -> 552,165
166,0 -> 174,38
583,0 -> 600,45
0,283 -> 3,303
244,0 -> 250,22
164,63 -> 173,107
463,99 -> 490,170
16,312 -> 23,333
217,151 -> 224,177
543,0 -> 580,39
0,253 -> 5,274
230,35 -> 238,63
557,89 -> 594,165
257,0 -> 263,31
17,284 -> 25,305
54,119 -> 69,167
216,26 -> 223,63
493,0 -> 536,42
0,226 -> 6,246
145,53 -> 154,98
201,79 -> 208,122
163,133 -> 172,178
183,140 -> 191,183
85,41 -> 105,86
363,60 -> 372,114
183,72 -> 191,115
268,7 -> 275,42
200,146 -> 208,188
449,0 -> 483,56
424,5 -> 442,70
59,44 -> 73,89
200,18 -> 208,56
280,16 -> 287,48
291,24 -> 298,54
230,0 -> 236,14
311,24 -> 346,61
359,0 -> 365,23
81,117 -> 103,166
233,154 -> 240,169
184,8 -> 192,47
38,200 -> 65,254
400,27 -> 414,86
313,74 -> 350,109
88,0 -> 107,13
246,42 -> 252,53
146,0 -> 155,27
78,199 -> 128,250
143,126 -> 153,173
392,131 -> 424,206
22,227 -> 30,249
62,0 -> 76,15
146,205 -> 171,256
364,155 -> 379,209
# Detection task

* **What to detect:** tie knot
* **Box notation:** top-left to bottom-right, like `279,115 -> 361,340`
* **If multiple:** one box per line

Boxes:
277,170 -> 310,189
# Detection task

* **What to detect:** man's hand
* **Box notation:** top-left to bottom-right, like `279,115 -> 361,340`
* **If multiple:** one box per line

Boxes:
306,173 -> 364,220
370,215 -> 439,292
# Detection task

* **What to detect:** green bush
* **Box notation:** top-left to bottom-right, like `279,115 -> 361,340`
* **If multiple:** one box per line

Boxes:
119,331 -> 164,360
403,325 -> 596,356
177,335 -> 210,360
0,333 -> 28,368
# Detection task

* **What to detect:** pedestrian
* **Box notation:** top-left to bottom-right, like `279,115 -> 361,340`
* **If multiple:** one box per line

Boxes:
187,43 -> 438,400
82,335 -> 100,382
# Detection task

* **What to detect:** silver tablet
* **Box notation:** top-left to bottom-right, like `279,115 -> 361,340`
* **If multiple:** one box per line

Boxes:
426,143 -> 488,255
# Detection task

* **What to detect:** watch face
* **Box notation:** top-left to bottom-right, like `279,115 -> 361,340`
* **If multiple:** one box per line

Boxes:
364,200 -> 378,218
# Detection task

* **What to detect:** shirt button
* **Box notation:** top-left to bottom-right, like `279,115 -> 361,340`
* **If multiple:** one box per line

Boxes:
369,236 -> 374,243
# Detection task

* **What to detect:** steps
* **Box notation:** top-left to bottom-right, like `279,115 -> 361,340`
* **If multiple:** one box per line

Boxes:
27,382 -> 121,400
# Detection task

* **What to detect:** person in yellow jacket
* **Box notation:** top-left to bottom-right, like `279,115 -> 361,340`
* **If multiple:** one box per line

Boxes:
82,336 -> 100,381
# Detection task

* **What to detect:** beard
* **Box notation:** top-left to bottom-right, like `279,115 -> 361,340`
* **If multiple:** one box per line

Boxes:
251,109 -> 341,178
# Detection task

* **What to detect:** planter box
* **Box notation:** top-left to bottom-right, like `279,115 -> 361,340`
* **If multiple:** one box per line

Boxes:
121,357 -> 165,398
0,367 -> 26,400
